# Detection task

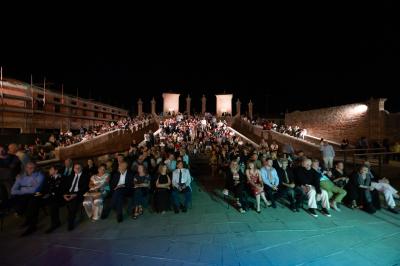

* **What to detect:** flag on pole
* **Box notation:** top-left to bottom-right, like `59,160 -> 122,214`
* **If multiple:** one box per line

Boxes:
0,66 -> 3,100
31,74 -> 34,111
61,84 -> 64,104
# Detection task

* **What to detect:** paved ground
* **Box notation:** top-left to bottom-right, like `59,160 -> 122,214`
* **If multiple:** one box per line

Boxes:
1,156 -> 400,266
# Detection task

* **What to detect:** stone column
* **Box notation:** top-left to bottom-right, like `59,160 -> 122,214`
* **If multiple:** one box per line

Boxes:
137,98 -> 143,116
201,95 -> 206,114
151,97 -> 156,115
186,95 -> 191,115
248,100 -> 253,120
236,99 -> 241,117
367,98 -> 386,141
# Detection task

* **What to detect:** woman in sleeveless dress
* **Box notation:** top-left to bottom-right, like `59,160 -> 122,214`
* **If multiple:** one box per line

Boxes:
246,162 -> 270,213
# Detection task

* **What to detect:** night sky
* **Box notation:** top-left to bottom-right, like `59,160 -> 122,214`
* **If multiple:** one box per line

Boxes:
1,8 -> 399,116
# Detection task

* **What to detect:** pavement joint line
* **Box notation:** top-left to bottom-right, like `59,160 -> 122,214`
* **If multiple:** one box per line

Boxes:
293,231 -> 400,265
52,243 -> 212,266
249,226 -> 357,254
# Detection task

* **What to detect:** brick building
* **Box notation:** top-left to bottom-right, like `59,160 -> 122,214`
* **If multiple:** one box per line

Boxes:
0,78 -> 128,134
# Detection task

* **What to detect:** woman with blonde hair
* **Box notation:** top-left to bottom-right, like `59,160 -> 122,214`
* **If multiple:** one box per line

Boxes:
83,164 -> 110,220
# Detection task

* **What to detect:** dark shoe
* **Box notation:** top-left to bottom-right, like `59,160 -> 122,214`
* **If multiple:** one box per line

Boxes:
271,203 -> 277,209
182,207 -> 187,213
67,224 -> 74,231
174,207 -> 179,214
309,208 -> 318,218
20,226 -> 36,237
321,208 -> 331,217
365,204 -> 376,214
20,221 -> 29,228
117,215 -> 123,223
45,223 -> 61,234
388,207 -> 398,214
295,208 -> 300,212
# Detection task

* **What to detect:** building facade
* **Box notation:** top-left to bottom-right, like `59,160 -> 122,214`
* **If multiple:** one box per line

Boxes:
0,78 -> 128,134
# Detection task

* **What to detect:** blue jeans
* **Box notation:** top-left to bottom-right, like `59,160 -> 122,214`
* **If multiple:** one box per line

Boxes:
171,187 -> 192,209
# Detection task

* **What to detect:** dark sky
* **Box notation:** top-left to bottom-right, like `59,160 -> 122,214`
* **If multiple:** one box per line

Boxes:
1,6 -> 399,116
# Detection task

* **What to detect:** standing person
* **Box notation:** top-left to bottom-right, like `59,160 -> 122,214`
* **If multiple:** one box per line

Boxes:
321,141 -> 335,170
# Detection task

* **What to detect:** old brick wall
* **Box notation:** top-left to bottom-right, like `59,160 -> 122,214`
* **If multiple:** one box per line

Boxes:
284,98 -> 399,144
384,113 -> 400,142
231,117 -> 321,158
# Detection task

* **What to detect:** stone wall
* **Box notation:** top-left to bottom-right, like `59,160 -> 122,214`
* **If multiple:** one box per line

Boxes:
56,122 -> 158,160
231,117 -> 321,158
285,98 -> 400,144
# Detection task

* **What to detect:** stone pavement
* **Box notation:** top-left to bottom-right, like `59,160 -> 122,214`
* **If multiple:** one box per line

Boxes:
0,157 -> 400,265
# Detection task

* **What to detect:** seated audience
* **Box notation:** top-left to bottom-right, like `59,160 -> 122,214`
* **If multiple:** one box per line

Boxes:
246,161 -> 269,213
294,158 -> 331,217
225,160 -> 247,213
83,164 -> 110,221
260,158 -> 280,208
132,164 -> 151,219
10,162 -> 44,215
61,163 -> 89,230
311,159 -> 347,211
102,160 -> 133,222
171,160 -> 192,213
154,163 -> 171,214
276,159 -> 304,212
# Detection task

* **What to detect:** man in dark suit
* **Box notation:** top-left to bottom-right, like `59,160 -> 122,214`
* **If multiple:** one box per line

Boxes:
61,163 -> 89,230
102,160 -> 133,222
61,158 -> 74,178
275,159 -> 304,212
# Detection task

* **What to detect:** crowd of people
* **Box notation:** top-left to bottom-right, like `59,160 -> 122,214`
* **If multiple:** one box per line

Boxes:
242,117 -> 308,140
0,116 -> 153,164
0,113 -> 399,238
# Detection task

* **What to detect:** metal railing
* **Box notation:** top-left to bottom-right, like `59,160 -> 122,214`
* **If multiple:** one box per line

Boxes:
335,148 -> 386,169
350,151 -> 400,177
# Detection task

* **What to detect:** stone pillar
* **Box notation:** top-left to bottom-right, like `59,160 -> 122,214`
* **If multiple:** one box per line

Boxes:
137,98 -> 143,116
186,95 -> 191,115
201,95 -> 206,114
236,99 -> 241,117
367,98 -> 386,141
248,100 -> 253,120
151,97 -> 156,115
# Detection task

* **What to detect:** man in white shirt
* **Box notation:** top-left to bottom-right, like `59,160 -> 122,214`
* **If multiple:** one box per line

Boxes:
171,161 -> 192,213
102,160 -> 133,223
